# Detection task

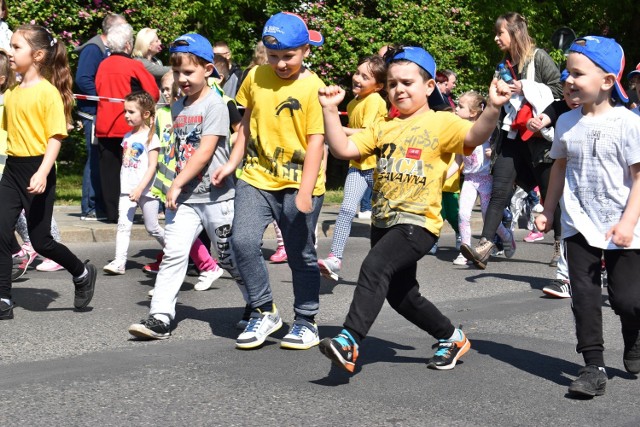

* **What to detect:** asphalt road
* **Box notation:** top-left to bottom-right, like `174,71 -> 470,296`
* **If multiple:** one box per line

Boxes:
1,232 -> 638,426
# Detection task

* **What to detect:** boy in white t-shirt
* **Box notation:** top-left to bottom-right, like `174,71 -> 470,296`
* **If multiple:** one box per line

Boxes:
536,36 -> 640,398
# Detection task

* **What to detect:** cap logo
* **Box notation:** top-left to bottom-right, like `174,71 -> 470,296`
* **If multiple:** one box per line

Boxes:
264,25 -> 285,35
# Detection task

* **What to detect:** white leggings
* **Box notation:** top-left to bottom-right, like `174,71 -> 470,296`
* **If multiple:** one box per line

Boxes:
114,194 -> 165,265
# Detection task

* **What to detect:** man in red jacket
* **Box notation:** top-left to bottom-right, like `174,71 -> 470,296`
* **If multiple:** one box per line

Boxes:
95,23 -> 159,222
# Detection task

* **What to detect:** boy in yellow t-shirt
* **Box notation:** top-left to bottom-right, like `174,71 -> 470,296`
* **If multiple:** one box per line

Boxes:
317,46 -> 511,373
212,12 -> 325,350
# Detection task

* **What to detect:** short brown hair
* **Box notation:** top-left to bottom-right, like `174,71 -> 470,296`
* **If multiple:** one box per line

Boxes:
169,52 -> 210,68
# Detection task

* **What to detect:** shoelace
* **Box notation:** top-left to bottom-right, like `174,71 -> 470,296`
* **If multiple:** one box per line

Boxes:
334,333 -> 353,349
289,322 -> 308,338
244,316 -> 262,333
434,340 -> 454,357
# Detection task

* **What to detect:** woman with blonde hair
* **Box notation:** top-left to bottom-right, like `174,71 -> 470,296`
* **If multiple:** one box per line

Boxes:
133,28 -> 170,86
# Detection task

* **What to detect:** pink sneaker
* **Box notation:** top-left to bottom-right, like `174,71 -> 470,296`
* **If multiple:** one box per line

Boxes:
36,258 -> 65,272
269,246 -> 287,263
523,231 -> 544,243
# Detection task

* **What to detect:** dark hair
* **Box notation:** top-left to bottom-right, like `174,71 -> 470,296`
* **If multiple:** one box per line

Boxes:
1,0 -> 8,20
435,71 -> 448,85
0,49 -> 15,93
383,45 -> 432,81
124,90 -> 156,146
169,52 -> 210,69
357,55 -> 386,85
15,25 -> 73,122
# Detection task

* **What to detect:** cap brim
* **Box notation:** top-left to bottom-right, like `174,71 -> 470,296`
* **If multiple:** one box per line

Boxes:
614,81 -> 629,103
428,85 -> 447,109
627,70 -> 640,80
308,30 -> 324,46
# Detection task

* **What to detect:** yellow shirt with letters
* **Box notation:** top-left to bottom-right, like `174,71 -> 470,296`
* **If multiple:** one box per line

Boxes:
4,79 -> 68,157
350,110 -> 472,236
347,92 -> 387,170
235,65 -> 326,196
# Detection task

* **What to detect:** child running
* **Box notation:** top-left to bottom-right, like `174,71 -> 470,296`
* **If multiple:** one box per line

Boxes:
0,25 -> 97,320
103,91 -> 164,275
318,55 -> 387,281
535,36 -> 640,397
212,12 -> 326,350
453,91 -> 511,265
317,46 -> 511,373
128,33 -> 245,339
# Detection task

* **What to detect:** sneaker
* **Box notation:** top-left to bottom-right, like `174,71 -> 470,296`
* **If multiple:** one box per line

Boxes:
103,260 -> 125,275
532,203 -> 544,213
193,266 -> 224,291
622,328 -> 640,374
0,300 -> 14,320
523,231 -> 544,242
455,233 -> 462,251
503,229 -> 517,258
549,239 -> 561,267
73,262 -> 96,310
269,246 -> 288,263
318,329 -> 359,373
281,318 -> 320,350
36,258 -> 65,272
429,241 -> 438,255
357,210 -> 372,219
568,365 -> 607,397
128,316 -> 171,340
318,254 -> 341,281
80,212 -> 98,221
11,251 -> 35,281
14,242 -> 36,259
143,251 -> 163,274
427,328 -> 471,370
236,304 -> 253,330
235,305 -> 283,349
460,238 -> 495,270
542,279 -> 571,298
452,253 -> 468,266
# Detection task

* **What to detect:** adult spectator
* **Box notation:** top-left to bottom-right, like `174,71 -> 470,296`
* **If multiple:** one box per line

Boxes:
436,69 -> 457,108
74,13 -> 126,220
132,28 -> 171,87
213,41 -> 242,98
461,12 -> 562,270
95,23 -> 159,223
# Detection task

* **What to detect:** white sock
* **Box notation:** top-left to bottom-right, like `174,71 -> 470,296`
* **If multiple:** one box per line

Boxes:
153,314 -> 170,325
74,268 -> 88,280
448,328 -> 463,342
1,298 -> 11,305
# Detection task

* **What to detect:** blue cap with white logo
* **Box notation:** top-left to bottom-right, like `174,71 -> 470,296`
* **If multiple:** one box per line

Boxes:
262,12 -> 324,50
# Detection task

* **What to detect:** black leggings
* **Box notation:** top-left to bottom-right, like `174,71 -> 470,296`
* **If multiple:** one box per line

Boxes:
344,224 -> 455,343
481,136 -> 561,240
98,137 -> 122,222
0,157 -> 85,299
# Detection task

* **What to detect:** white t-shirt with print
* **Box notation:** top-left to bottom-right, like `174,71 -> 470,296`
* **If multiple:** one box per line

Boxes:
120,130 -> 161,196
550,105 -> 640,249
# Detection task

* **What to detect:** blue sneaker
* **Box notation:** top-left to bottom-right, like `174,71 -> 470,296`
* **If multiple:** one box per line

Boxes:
319,329 -> 359,373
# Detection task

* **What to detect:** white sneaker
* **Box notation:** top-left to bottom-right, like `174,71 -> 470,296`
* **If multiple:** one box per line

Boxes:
280,318 -> 319,350
103,260 -> 125,275
36,258 -> 65,272
147,288 -> 154,298
236,305 -> 283,349
318,255 -> 341,281
455,233 -> 462,251
453,253 -> 469,266
193,266 -> 224,291
357,210 -> 372,219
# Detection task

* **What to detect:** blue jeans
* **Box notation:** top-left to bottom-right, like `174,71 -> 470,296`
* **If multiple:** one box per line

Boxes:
360,186 -> 373,212
231,180 -> 323,318
80,117 -> 104,216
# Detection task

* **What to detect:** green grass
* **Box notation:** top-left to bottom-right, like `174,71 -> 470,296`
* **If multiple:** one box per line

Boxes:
55,170 -> 345,206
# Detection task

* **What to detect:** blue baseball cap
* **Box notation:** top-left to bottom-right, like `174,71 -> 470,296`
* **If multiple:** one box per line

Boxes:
569,36 -> 628,103
628,63 -> 640,80
170,33 -> 220,78
560,69 -> 569,82
387,46 -> 437,79
262,12 -> 324,50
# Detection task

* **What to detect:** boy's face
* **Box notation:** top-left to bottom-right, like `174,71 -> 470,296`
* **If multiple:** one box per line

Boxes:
172,56 -> 215,98
565,52 -> 613,106
266,45 -> 309,80
387,62 -> 434,118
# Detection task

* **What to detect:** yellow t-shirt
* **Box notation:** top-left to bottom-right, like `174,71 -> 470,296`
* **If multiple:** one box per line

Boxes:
4,80 -> 68,157
350,110 -> 473,236
235,65 -> 326,196
442,153 -> 461,193
347,92 -> 387,170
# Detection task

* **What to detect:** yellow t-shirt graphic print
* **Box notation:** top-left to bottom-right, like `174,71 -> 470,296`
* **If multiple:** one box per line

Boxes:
350,110 -> 472,236
236,65 -> 326,196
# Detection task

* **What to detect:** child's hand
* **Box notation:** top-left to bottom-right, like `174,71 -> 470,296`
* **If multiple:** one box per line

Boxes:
484,147 -> 492,158
527,114 -> 550,133
27,172 -> 47,194
606,220 -> 635,247
166,184 -> 182,211
488,78 -> 512,108
534,210 -> 553,233
129,187 -> 142,202
211,164 -> 234,187
295,192 -> 313,214
318,85 -> 346,109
